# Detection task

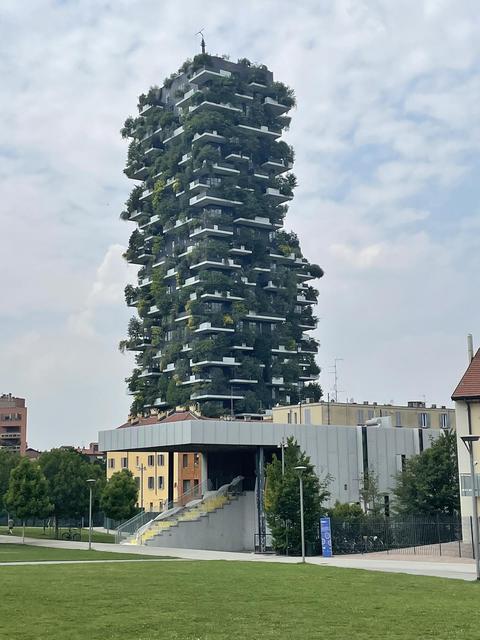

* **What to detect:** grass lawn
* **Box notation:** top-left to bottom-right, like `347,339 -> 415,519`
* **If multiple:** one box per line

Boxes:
0,525 -> 114,543
0,544 -> 170,563
0,560 -> 479,639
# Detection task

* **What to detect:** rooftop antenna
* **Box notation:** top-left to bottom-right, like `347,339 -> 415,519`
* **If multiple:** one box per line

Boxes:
196,29 -> 206,54
329,358 -> 344,402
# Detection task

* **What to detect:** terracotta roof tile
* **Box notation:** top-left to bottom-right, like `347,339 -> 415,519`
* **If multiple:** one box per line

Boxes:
452,349 -> 480,400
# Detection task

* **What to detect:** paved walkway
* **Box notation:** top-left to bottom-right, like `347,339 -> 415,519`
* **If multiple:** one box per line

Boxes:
0,534 -> 476,580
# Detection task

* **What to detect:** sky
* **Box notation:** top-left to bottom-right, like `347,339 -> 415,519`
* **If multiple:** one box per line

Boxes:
0,0 -> 479,449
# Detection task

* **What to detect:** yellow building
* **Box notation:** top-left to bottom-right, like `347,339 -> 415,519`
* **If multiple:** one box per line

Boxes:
272,399 -> 455,430
107,450 -> 168,512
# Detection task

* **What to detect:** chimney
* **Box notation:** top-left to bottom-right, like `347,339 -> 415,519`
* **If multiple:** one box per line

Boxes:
468,334 -> 474,363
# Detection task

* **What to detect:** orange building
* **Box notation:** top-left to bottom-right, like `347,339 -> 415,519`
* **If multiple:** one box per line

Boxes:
0,394 -> 27,455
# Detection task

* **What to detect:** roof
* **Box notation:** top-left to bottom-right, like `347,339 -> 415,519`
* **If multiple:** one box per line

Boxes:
117,410 -> 202,429
452,349 -> 480,400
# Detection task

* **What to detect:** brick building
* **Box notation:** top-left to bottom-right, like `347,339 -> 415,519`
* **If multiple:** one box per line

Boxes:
0,394 -> 27,455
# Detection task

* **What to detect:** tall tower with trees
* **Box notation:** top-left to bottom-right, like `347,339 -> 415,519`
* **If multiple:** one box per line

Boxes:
120,53 -> 323,418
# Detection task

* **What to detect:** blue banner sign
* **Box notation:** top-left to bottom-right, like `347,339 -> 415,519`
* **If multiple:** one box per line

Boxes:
320,516 -> 333,557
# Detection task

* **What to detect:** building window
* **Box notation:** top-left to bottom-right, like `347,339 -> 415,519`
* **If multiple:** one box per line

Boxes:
304,408 -> 311,425
157,454 -> 165,466
182,454 -> 189,468
147,477 -> 154,490
136,456 -> 140,466
294,412 -> 297,424
395,412 -> 402,427
367,410 -> 374,420
149,502 -> 154,511
357,409 -> 364,425
193,479 -> 199,495
440,413 -> 448,429
158,476 -> 164,490
108,458 -> 115,469
419,413 -> 429,428
183,479 -> 191,494
194,453 -> 199,466
121,457 -> 128,469
287,412 -> 291,424
147,455 -> 155,467
135,477 -> 140,487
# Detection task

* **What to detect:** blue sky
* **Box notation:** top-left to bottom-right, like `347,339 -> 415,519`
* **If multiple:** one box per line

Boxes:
0,0 -> 479,448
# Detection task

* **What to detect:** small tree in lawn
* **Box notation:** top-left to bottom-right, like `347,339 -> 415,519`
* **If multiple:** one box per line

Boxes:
265,437 -> 330,555
359,470 -> 384,517
100,469 -> 138,523
4,458 -> 52,543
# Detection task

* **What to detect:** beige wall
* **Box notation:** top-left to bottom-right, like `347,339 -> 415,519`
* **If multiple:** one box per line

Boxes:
107,450 -> 168,512
272,401 -> 455,430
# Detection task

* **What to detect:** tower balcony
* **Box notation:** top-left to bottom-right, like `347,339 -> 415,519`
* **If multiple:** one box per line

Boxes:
190,259 -> 241,271
296,295 -> 316,305
271,345 -> 297,355
176,87 -> 201,108
238,124 -> 281,139
192,130 -> 226,145
233,216 -> 275,229
140,214 -> 160,229
263,96 -> 289,114
241,276 -> 256,287
178,246 -> 195,258
193,162 -> 240,177
128,164 -> 149,181
263,281 -> 285,292
246,312 -> 286,323
126,338 -> 151,351
200,291 -> 244,302
298,320 -> 317,330
225,153 -> 250,164
140,188 -> 153,201
189,193 -> 242,208
151,397 -> 168,408
270,377 -> 285,386
139,276 -> 152,288
163,218 -> 193,234
174,313 -> 192,323
139,103 -> 162,117
141,126 -> 162,144
191,393 -> 244,401
181,276 -> 203,288
163,125 -> 185,145
265,187 -> 293,204
299,374 -> 319,381
148,305 -> 162,316
163,267 -> 179,280
160,363 -> 175,374
229,245 -> 252,256
269,251 -> 296,263
189,224 -> 233,239
232,343 -> 254,351
129,210 -> 144,222
188,179 -> 211,194
248,81 -> 269,92
189,67 -> 232,85
179,152 -> 192,166
0,432 -> 21,440
138,368 -> 162,378
130,250 -> 152,265
191,357 -> 241,367
234,92 -> 254,102
261,159 -> 293,174
189,101 -> 242,115
194,322 -> 235,334
182,375 -> 212,386
229,378 -> 259,384
254,171 -> 269,181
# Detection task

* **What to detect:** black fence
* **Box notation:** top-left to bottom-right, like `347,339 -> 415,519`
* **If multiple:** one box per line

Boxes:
330,516 -> 470,557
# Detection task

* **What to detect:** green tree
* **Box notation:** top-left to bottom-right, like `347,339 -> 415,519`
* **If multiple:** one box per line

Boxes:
100,469 -> 138,522
4,458 -> 52,542
393,430 -> 459,516
39,448 -> 94,537
328,500 -> 364,522
0,449 -> 20,513
359,471 -> 384,517
265,437 -> 330,555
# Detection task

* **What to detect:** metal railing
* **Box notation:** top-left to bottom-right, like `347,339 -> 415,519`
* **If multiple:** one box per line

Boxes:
115,510 -> 162,544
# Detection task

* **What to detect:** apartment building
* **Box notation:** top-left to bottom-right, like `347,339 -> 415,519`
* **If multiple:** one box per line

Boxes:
0,394 -> 27,455
272,399 -> 455,430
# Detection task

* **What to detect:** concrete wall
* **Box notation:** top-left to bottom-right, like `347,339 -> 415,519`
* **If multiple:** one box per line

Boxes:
145,491 -> 257,552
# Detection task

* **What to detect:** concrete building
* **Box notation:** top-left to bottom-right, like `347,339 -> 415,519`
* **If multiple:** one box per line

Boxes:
272,399 -> 455,430
0,394 -> 27,455
452,340 -> 480,532
99,417 -> 441,551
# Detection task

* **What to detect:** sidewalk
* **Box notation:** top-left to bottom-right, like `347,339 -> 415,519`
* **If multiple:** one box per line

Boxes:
0,534 -> 476,580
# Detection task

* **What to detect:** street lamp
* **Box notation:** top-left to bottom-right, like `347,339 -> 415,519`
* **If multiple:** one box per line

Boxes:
295,465 -> 307,564
86,478 -> 96,551
461,435 -> 480,580
277,437 -> 287,476
136,464 -> 146,510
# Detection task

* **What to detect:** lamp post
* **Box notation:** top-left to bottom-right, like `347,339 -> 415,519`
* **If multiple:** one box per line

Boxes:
295,465 -> 307,563
86,479 -> 96,551
136,464 -> 146,510
277,437 -> 287,476
461,435 -> 480,580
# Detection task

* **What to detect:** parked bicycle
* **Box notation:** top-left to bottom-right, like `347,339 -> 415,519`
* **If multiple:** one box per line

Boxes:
61,527 -> 81,541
